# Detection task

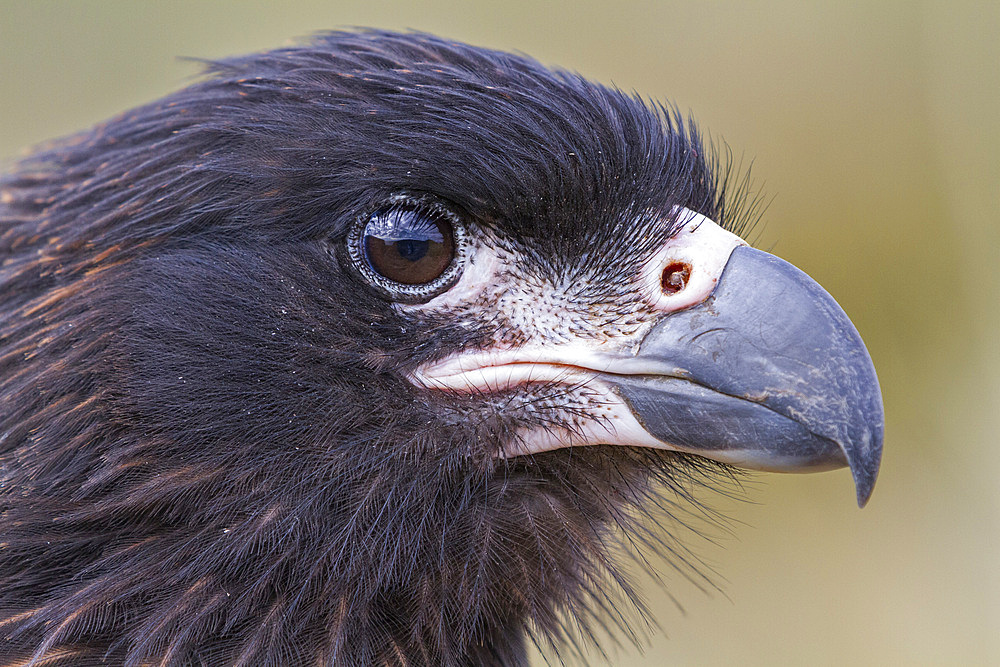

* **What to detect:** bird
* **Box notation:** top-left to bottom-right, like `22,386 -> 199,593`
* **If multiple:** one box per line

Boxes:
0,30 -> 883,666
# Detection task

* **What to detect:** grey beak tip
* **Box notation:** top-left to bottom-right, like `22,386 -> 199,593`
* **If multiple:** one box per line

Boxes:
848,420 -> 883,508
852,460 -> 877,508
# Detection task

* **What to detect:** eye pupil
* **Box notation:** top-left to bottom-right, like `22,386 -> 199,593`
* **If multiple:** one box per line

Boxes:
395,239 -> 429,262
361,208 -> 455,286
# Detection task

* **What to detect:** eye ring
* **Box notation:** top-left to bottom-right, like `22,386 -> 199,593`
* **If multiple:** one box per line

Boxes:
344,198 -> 469,304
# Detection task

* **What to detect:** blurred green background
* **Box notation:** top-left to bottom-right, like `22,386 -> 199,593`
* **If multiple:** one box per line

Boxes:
1,1 -> 997,665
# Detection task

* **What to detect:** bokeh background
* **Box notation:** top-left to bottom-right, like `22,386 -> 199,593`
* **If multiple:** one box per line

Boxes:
1,2 -> 997,665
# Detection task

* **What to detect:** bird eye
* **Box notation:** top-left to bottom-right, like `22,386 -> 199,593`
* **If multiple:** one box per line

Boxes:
364,209 -> 453,284
345,202 -> 468,303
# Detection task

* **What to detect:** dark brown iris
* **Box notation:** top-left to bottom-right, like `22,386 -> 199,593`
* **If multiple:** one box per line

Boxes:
363,210 -> 455,285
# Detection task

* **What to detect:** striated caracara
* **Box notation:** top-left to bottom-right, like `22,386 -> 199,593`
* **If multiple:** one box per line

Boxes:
0,31 -> 883,666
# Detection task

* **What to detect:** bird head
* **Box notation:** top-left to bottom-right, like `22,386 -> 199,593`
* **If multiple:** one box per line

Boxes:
0,31 -> 882,665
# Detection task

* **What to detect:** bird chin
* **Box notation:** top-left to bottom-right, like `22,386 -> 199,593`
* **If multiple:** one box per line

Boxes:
408,361 -> 681,455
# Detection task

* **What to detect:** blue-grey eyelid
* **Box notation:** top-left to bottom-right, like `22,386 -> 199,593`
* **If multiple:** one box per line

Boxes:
366,209 -> 445,244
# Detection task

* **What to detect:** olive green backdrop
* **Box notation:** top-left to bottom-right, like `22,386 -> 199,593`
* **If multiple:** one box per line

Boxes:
2,2 -> 997,665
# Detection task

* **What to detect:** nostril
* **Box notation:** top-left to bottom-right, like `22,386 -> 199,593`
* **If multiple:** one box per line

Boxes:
661,262 -> 691,295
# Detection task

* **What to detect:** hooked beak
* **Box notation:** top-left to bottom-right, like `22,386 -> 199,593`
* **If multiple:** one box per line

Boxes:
603,245 -> 883,506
